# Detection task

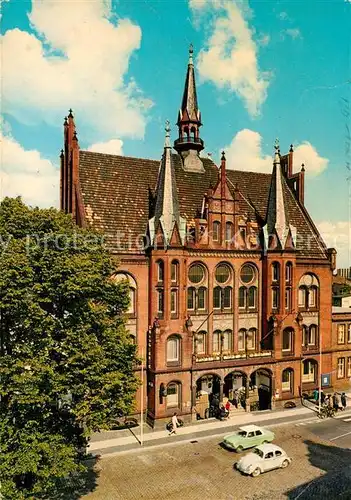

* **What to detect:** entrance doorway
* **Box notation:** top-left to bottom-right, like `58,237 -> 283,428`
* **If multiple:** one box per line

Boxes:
250,369 -> 272,410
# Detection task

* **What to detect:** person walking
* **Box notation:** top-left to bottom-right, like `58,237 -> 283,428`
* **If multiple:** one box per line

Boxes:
169,412 -> 180,435
341,392 -> 347,410
332,393 -> 339,412
225,399 -> 231,417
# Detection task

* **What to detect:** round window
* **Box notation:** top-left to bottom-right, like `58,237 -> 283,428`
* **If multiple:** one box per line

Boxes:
215,264 -> 231,284
188,264 -> 205,284
240,264 -> 255,284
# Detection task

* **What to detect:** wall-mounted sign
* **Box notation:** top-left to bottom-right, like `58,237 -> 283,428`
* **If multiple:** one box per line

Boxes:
321,373 -> 331,387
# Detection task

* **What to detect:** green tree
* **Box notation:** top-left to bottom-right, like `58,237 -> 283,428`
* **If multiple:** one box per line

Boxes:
0,197 -> 139,499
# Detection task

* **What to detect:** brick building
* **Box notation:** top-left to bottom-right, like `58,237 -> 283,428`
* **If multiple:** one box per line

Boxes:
60,46 -> 344,425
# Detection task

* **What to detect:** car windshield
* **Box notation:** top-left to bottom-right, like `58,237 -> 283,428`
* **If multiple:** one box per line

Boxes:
253,448 -> 264,458
237,431 -> 247,437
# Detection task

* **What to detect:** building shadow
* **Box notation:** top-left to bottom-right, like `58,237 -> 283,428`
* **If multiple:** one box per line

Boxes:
286,440 -> 351,499
49,454 -> 100,499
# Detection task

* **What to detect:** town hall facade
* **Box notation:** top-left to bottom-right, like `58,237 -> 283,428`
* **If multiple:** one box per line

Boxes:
60,46 -> 340,425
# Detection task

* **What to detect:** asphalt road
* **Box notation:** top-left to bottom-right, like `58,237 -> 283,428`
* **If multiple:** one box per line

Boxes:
298,411 -> 351,449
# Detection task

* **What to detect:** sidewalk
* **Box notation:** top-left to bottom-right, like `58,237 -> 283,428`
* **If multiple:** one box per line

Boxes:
88,405 -> 315,455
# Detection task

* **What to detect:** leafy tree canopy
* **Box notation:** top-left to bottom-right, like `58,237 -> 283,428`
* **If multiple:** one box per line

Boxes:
0,197 -> 139,499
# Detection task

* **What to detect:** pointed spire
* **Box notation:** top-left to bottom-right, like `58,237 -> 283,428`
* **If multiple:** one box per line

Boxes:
263,141 -> 296,249
148,121 -> 186,246
180,44 -> 198,121
301,163 -> 305,172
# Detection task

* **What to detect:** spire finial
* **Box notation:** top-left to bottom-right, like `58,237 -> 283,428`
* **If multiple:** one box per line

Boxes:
68,108 -> 73,118
290,144 -> 294,153
301,163 -> 305,172
189,43 -> 194,65
164,120 -> 171,148
274,138 -> 280,152
274,138 -> 280,164
221,150 -> 226,161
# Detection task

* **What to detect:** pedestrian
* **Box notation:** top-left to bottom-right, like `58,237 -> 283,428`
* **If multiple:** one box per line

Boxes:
225,400 -> 231,417
232,392 -> 238,409
341,392 -> 347,410
321,391 -> 325,405
335,392 -> 342,411
169,412 -> 180,435
333,393 -> 339,412
313,388 -> 319,402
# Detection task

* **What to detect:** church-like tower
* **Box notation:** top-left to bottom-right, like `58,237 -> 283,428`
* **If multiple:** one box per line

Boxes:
174,44 -> 205,172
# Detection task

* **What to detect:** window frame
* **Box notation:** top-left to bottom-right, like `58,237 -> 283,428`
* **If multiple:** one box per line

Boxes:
337,357 -> 346,379
157,260 -> 164,283
157,288 -> 164,318
285,262 -> 292,284
302,360 -> 317,383
282,328 -> 293,352
338,324 -> 346,344
212,221 -> 220,242
170,288 -> 178,316
282,369 -> 293,392
225,222 -> 234,242
272,287 -> 279,311
212,330 -> 221,353
166,336 -> 181,365
272,262 -> 280,283
347,357 -> 351,377
171,261 -> 178,283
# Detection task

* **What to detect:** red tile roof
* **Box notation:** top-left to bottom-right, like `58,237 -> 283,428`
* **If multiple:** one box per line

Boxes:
78,151 -> 328,259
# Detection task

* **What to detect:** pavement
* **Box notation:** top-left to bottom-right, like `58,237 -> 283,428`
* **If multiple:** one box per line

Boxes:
88,403 -> 351,457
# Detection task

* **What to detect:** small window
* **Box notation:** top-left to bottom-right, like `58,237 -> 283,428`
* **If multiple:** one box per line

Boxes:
347,357 -> 351,377
285,263 -> 292,283
247,329 -> 256,350
338,358 -> 345,379
240,264 -> 255,284
213,221 -> 220,242
266,452 -> 274,459
239,287 -> 246,309
213,331 -> 221,352
272,262 -> 280,282
309,325 -> 317,346
302,325 -> 308,347
157,261 -> 164,282
222,330 -> 232,351
282,369 -> 293,392
196,331 -> 206,354
275,450 -> 282,457
171,261 -> 178,283
248,432 -> 255,438
285,288 -> 292,311
225,222 -> 234,242
248,286 -> 257,309
282,328 -> 293,351
298,287 -> 307,308
198,287 -> 206,310
213,286 -> 221,309
223,287 -> 232,309
167,336 -> 180,363
338,324 -> 346,344
127,287 -> 136,314
187,287 -> 195,310
309,286 -> 317,308
302,360 -> 316,383
188,264 -> 205,284
238,329 -> 246,351
171,289 -> 178,315
272,288 -> 279,310
255,430 -> 263,436
215,264 -> 231,284
157,289 -> 164,317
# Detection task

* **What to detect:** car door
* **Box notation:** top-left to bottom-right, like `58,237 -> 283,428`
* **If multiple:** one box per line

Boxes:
254,430 -> 263,445
262,451 -> 276,471
246,431 -> 255,448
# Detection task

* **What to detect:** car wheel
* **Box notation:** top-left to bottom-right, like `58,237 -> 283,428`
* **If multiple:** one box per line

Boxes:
236,446 -> 243,453
252,468 -> 261,477
281,460 -> 289,469
262,440 -> 268,444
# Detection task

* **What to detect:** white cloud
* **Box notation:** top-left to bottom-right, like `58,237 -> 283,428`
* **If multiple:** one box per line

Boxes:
316,220 -> 351,268
223,129 -> 329,176
294,141 -> 328,176
283,28 -> 302,40
189,0 -> 271,117
0,131 -> 59,208
87,139 -> 123,155
1,0 -> 153,143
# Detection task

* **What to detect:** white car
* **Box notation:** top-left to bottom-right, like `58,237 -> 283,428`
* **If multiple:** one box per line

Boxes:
235,443 -> 291,477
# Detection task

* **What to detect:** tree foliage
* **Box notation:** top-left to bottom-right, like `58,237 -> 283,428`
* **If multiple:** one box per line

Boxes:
0,197 -> 139,499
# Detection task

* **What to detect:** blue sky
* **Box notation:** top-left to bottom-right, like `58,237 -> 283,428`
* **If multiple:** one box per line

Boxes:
1,0 -> 350,266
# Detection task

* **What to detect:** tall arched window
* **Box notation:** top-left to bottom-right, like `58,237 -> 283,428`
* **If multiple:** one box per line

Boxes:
308,325 -> 317,346
213,263 -> 233,312
247,328 -> 256,350
171,260 -> 179,283
213,221 -> 220,242
248,286 -> 257,309
239,264 -> 258,312
195,331 -> 206,355
285,262 -> 292,284
222,330 -> 232,351
167,336 -> 180,364
238,329 -> 246,351
225,222 -> 234,242
282,368 -> 293,392
298,274 -> 319,311
157,260 -> 164,283
302,325 -> 309,347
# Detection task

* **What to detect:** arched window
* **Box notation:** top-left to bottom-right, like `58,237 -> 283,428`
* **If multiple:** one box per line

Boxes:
309,286 -> 318,308
285,262 -> 292,284
195,331 -> 206,355
302,359 -> 317,383
298,274 -> 319,311
187,287 -> 195,310
282,368 -> 293,392
225,222 -> 234,242
238,329 -> 246,351
248,286 -> 257,309
213,286 -> 221,309
298,286 -> 307,309
113,273 -> 137,316
213,221 -> 220,242
213,264 -> 233,312
167,336 -> 180,364
157,260 -> 164,283
190,126 -> 196,141
222,330 -> 232,351
157,289 -> 164,318
223,287 -> 232,309
285,287 -> 292,311
282,328 -> 294,352
213,330 -> 221,353
272,287 -> 279,310
197,287 -> 206,310
171,260 -> 179,283
167,382 -> 180,409
302,325 -> 309,347
247,328 -> 256,350
239,286 -> 246,309
170,288 -> 178,316
272,262 -> 280,282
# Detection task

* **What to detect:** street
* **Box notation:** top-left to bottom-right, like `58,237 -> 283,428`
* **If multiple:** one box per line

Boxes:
83,416 -> 351,500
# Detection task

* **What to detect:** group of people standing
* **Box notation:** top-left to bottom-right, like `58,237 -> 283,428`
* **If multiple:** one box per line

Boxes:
313,389 -> 347,412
